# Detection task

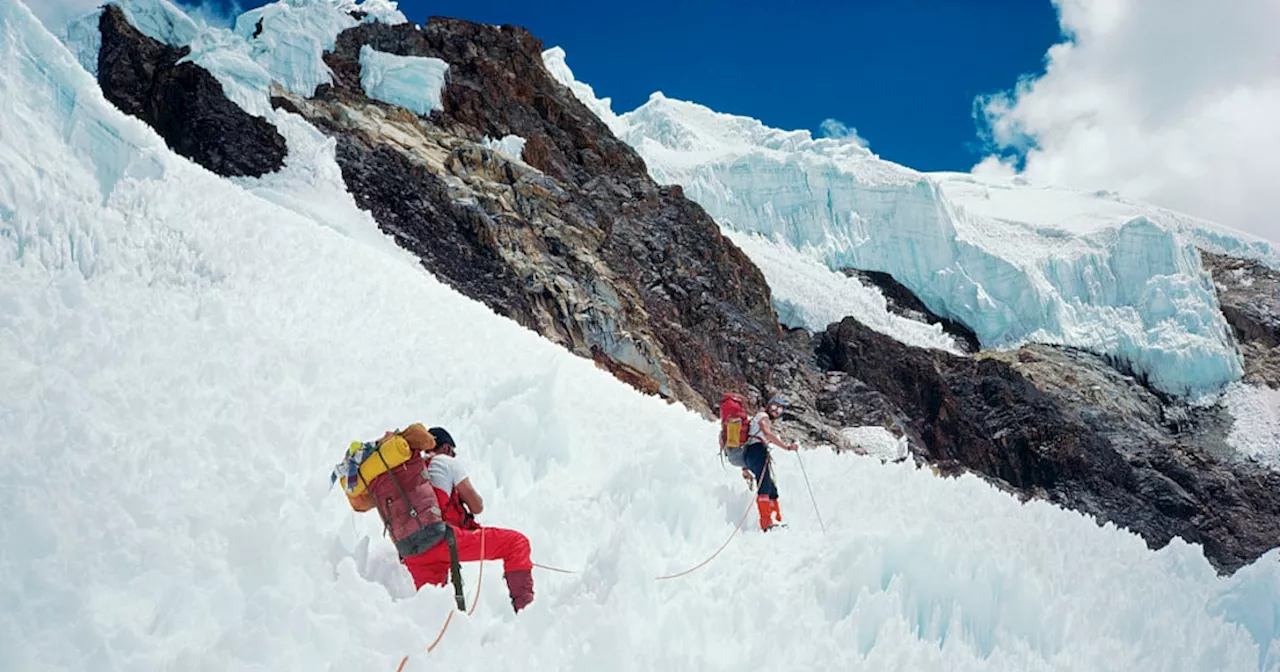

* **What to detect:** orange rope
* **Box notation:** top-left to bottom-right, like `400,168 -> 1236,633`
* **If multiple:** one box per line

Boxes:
655,490 -> 757,580
654,456 -> 769,580
467,528 -> 485,616
395,527 -> 488,669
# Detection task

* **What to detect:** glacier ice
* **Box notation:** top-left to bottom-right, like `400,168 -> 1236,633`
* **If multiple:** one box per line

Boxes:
337,0 -> 409,25
482,134 -> 528,161
723,229 -> 962,353
542,48 -> 1271,398
234,0 -> 358,98
4,2 -> 1279,669
358,45 -> 448,116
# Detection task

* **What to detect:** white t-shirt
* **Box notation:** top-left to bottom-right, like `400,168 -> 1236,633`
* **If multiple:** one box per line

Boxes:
425,453 -> 468,494
748,411 -> 770,445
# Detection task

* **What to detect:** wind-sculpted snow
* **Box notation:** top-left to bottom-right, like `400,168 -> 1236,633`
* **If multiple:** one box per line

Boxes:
229,0 -> 404,100
541,51 -> 1265,398
4,3 -> 1279,670
358,45 -> 447,116
723,230 -> 962,353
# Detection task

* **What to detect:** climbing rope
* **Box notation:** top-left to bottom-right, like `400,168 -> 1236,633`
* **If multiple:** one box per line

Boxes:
467,528 -> 485,616
532,562 -> 578,574
655,457 -> 768,580
395,527 -> 486,670
390,454 -> 782,665
654,488 -> 757,580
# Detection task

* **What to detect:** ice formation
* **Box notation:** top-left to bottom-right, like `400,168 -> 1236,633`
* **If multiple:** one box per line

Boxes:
482,134 -> 527,161
3,2 -> 1277,669
839,427 -> 910,461
542,49 -> 1280,399
61,0 -> 414,118
358,45 -> 448,116
723,229 -> 962,353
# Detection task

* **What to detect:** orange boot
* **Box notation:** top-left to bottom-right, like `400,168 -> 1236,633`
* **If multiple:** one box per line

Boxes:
756,495 -> 774,531
770,498 -> 783,526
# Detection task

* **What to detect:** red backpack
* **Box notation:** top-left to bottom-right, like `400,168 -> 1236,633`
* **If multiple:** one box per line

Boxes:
720,392 -> 750,450
365,446 -> 447,557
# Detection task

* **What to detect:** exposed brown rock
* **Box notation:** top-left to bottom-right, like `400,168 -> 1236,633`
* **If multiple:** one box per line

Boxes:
1202,250 -> 1280,387
288,18 -> 802,413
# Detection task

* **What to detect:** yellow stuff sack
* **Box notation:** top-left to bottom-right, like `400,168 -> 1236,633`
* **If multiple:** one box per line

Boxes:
347,434 -> 412,497
724,419 -> 745,448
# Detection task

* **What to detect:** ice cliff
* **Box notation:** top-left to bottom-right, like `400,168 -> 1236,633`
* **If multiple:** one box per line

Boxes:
543,48 -> 1280,399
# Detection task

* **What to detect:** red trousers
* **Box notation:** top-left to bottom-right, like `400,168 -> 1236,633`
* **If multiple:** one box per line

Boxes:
403,525 -> 533,589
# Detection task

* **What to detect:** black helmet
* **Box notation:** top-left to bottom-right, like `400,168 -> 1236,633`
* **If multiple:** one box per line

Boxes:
428,427 -> 456,450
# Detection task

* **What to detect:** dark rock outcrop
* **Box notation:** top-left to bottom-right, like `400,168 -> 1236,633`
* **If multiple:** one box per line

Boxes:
281,18 -> 804,413
96,4 -> 286,178
1202,251 -> 1280,387
842,268 -> 980,353
815,317 -> 1280,572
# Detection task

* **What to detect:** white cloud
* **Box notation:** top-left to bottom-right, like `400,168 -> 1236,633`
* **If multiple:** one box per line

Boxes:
819,118 -> 870,148
977,0 -> 1280,243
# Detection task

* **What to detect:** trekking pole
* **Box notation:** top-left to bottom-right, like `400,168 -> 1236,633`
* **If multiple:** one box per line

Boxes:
794,444 -> 826,534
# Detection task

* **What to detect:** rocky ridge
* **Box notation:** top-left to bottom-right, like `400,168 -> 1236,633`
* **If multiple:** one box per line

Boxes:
1203,250 -> 1280,388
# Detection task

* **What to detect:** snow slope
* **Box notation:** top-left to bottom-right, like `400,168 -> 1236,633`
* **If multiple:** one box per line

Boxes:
541,50 -> 1275,399
3,3 -> 1279,671
1222,383 -> 1280,468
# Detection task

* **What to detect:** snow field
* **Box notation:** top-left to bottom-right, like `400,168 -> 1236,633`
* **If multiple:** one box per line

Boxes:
0,2 -> 1277,671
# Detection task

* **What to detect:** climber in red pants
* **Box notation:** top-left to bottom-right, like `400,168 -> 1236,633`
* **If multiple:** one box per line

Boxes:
403,426 -> 534,612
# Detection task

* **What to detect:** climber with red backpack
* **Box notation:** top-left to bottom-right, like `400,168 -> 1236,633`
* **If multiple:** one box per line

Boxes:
331,423 -> 534,613
743,397 -> 798,531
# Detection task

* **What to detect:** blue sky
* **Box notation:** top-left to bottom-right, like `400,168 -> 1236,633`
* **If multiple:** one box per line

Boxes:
203,0 -> 1060,173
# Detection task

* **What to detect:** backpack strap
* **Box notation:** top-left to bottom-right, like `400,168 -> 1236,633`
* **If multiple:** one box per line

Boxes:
444,526 -> 466,611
